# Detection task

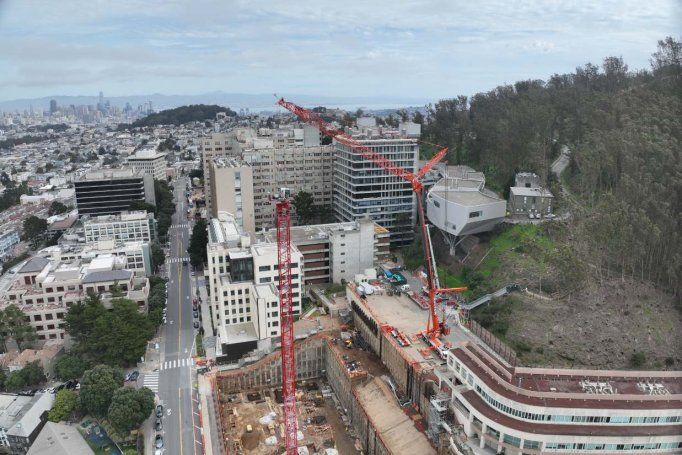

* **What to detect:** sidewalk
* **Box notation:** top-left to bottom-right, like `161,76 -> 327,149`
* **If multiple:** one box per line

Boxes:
198,374 -> 223,455
139,337 -> 164,455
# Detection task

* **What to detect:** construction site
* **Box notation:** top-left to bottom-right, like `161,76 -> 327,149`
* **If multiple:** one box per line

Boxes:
206,99 -> 682,455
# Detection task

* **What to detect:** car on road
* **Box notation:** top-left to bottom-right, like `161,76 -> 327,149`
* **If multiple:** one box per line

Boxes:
155,404 -> 163,418
193,321 -> 200,329
155,435 -> 164,449
182,260 -> 188,266
126,371 -> 139,382
155,418 -> 162,431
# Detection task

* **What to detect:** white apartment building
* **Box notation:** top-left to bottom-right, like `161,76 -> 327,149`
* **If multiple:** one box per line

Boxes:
209,157 -> 255,233
437,342 -> 682,454
259,219 -> 391,285
207,212 -> 303,362
1,252 -> 150,342
333,118 -> 418,246
0,230 -> 20,258
127,147 -> 167,180
82,211 -> 156,243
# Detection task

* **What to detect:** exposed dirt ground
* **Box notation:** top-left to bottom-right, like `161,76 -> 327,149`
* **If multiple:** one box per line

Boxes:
493,278 -> 681,369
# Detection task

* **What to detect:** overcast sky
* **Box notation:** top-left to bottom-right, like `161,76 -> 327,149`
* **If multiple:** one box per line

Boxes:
0,0 -> 679,102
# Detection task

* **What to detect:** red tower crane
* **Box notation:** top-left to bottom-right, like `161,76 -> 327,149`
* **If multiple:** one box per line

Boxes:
273,190 -> 299,454
277,98 -> 466,342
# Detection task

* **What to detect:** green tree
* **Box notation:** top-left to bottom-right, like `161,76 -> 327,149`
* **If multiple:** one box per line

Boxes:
4,371 -> 26,391
22,216 -> 48,247
21,361 -> 46,385
412,111 -> 424,124
87,298 -> 154,366
150,242 -> 165,272
107,387 -> 155,434
79,365 -> 124,417
48,389 -> 78,422
65,292 -> 107,345
53,354 -> 90,381
1,305 -> 36,350
292,190 -> 315,225
48,201 -> 68,216
188,219 -> 208,268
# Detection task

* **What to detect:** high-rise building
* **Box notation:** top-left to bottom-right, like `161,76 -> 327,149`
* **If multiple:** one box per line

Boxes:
209,157 -> 255,233
333,119 -> 419,246
49,99 -> 57,115
206,212 -> 303,361
74,169 -> 155,218
200,132 -> 239,213
205,126 -> 333,231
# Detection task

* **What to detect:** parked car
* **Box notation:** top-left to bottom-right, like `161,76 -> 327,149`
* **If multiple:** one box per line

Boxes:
193,311 -> 199,318
155,435 -> 164,449
193,321 -> 200,329
155,418 -> 162,431
155,404 -> 163,418
128,371 -> 139,381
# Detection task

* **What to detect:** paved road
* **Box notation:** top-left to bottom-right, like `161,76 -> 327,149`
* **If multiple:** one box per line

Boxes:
156,176 -> 202,455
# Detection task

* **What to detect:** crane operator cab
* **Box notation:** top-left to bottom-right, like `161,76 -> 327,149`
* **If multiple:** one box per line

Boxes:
270,187 -> 292,201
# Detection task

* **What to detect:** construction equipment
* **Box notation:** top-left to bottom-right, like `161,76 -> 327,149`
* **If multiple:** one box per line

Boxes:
271,187 -> 299,454
277,98 -> 466,342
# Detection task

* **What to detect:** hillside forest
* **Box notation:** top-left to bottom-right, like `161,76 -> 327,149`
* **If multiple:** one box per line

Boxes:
421,36 -> 681,298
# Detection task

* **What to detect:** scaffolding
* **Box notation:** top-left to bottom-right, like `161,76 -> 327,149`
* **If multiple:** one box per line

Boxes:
427,393 -> 450,443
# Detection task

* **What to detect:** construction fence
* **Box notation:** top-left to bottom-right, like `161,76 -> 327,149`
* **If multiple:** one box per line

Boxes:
465,319 -> 517,367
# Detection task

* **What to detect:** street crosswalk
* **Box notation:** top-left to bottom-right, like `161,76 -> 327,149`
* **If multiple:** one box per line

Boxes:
167,256 -> 190,263
161,357 -> 195,371
170,224 -> 190,229
142,372 -> 159,393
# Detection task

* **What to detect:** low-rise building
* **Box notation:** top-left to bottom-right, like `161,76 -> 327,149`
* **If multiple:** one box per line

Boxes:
1,252 -> 150,342
440,341 -> 682,453
6,342 -> 63,379
426,166 -> 507,253
508,172 -> 554,218
0,231 -> 20,259
207,212 -> 303,361
127,147 -> 167,181
0,393 -> 54,454
82,211 -> 156,244
27,421 -> 94,455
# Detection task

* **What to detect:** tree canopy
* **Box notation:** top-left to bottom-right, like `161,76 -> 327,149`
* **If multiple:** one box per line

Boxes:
22,216 -> 48,247
188,218 -> 208,268
48,201 -> 68,216
79,365 -> 124,417
107,387 -> 155,433
65,294 -> 154,366
421,36 -> 682,296
120,104 -> 236,129
48,389 -> 78,422
53,354 -> 90,381
292,190 -> 315,225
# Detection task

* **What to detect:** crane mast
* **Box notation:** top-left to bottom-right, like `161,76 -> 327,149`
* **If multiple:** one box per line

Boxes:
274,196 -> 298,454
277,98 -> 465,341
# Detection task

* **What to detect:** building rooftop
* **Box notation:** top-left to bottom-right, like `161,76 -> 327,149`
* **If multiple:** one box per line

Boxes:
77,168 -> 141,181
451,342 -> 682,410
4,393 -> 54,438
19,257 -> 50,274
355,378 -> 436,454
129,148 -> 166,160
27,421 -> 94,455
219,322 -> 258,344
510,186 -> 554,198
81,269 -> 132,284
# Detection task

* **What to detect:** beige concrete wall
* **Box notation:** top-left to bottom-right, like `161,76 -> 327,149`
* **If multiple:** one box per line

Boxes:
210,163 -> 255,234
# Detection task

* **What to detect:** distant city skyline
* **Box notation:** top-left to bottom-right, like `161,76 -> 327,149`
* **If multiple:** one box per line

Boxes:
0,0 -> 680,103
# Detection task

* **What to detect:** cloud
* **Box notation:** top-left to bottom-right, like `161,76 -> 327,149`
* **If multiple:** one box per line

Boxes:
0,0 -> 679,100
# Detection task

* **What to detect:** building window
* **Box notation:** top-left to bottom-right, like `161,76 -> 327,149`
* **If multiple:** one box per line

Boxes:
259,265 -> 270,272
469,211 -> 482,218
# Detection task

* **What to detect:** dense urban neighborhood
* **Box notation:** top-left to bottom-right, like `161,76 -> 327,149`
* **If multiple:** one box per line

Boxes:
0,1 -> 680,452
